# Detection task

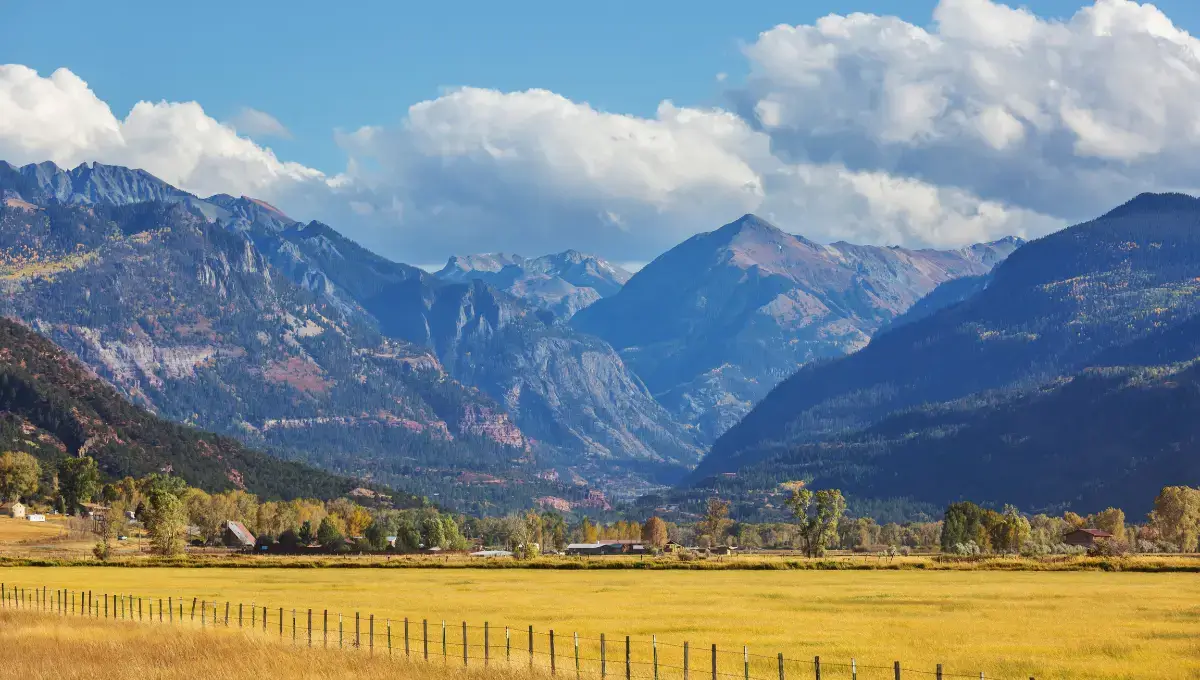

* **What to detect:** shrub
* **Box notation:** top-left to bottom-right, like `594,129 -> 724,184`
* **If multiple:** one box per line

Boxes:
1089,539 -> 1129,557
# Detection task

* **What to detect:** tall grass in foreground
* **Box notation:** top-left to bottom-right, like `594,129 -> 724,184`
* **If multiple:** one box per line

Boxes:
0,609 -> 540,680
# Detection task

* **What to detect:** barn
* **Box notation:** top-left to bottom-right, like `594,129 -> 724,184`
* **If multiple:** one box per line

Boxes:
1064,528 -> 1113,547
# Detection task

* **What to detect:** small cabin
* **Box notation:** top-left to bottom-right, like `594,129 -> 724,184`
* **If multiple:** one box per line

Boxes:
1064,528 -> 1113,547
27,514 -> 46,522
1,502 -> 25,519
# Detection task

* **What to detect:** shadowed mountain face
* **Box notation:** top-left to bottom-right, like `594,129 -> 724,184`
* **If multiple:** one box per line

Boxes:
436,251 -> 632,320
573,214 -> 1022,440
686,194 -> 1200,515
0,316 -> 381,502
0,161 -> 700,508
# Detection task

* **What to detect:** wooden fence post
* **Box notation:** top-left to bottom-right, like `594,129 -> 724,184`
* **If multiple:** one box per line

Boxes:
356,612 -> 361,649
744,646 -> 749,680
529,626 -> 534,668
292,609 -> 297,645
506,625 -> 511,664
712,644 -> 717,680
626,636 -> 632,680
191,598 -> 197,621
405,617 -> 410,657
601,634 -> 607,679
308,609 -> 313,647
442,620 -> 447,659
201,600 -> 206,628
167,597 -> 172,623
778,653 -> 785,680
339,613 -> 344,649
324,610 -> 328,648
550,629 -> 557,675
239,603 -> 243,628
653,635 -> 660,680
684,642 -> 689,680
387,619 -> 392,657
575,632 -> 581,680
423,619 -> 429,660
895,661 -> 901,680
279,607 -> 283,638
462,621 -> 467,665
224,602 -> 229,627
815,656 -> 821,680
485,622 -> 490,665
936,664 -> 942,680
371,614 -> 376,655
851,657 -> 857,680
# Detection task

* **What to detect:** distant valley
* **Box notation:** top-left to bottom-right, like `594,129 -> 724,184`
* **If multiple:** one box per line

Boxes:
1,159 -> 1033,515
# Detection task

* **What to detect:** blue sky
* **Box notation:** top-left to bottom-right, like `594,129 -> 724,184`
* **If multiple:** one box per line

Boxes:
6,0 -> 1195,174
4,0 -> 1200,264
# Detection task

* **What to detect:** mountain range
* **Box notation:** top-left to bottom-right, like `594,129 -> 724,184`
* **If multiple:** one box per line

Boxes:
687,193 -> 1200,516
436,251 -> 631,320
573,215 -> 1022,440
0,159 -> 1054,516
0,160 -> 699,511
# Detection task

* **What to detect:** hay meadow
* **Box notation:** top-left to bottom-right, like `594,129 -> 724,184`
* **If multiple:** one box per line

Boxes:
1,565 -> 1197,680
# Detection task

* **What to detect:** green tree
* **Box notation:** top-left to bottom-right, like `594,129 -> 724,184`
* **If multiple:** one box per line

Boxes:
698,498 -> 732,546
940,501 -> 988,552
1150,486 -> 1200,552
316,516 -> 345,550
420,513 -> 446,549
146,488 -> 187,556
297,520 -> 314,546
442,516 -> 468,551
58,456 -> 100,515
989,505 -> 1031,553
1087,507 -> 1127,544
786,487 -> 847,557
0,451 -> 40,502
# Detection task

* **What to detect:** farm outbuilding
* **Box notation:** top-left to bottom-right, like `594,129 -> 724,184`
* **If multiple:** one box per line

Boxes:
1063,528 -> 1113,547
221,520 -> 256,548
1,502 -> 25,519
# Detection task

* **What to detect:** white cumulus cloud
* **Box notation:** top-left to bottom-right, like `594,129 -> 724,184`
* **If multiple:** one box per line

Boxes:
0,64 -> 325,202
736,0 -> 1200,221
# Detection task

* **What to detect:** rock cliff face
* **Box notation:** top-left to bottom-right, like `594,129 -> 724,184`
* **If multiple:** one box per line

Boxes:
0,161 -> 700,505
573,214 -> 1022,441
437,250 -> 631,320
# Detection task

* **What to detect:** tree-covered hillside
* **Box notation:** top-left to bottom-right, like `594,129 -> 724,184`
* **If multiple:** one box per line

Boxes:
687,193 -> 1200,514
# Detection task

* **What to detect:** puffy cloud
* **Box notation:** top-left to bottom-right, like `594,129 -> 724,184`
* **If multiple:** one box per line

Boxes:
0,54 -> 1057,263
0,64 -> 325,201
229,107 -> 292,139
736,0 -> 1200,221
334,86 -> 1048,260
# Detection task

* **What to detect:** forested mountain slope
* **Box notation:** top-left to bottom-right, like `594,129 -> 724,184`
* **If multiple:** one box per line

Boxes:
0,316 -> 375,501
573,214 -> 1021,440
689,193 -> 1200,513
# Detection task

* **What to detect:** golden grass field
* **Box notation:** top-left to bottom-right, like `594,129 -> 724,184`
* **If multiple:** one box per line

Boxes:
1,565 -> 1197,680
0,516 -> 151,559
0,608 -> 537,680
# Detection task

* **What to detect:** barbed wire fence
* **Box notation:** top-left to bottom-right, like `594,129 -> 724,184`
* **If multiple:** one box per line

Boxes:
0,582 -> 1036,680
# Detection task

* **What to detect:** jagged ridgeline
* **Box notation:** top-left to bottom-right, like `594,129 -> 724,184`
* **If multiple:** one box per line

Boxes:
0,161 -> 697,512
685,193 -> 1200,516
0,316 -> 381,501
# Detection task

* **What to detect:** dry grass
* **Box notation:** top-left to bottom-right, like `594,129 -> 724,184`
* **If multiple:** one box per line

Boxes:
0,516 -> 65,542
1,566 -> 1197,680
0,608 -> 540,680
0,516 -> 150,559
